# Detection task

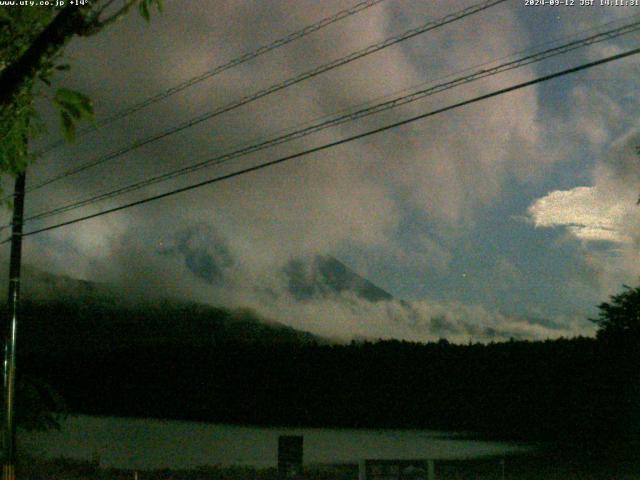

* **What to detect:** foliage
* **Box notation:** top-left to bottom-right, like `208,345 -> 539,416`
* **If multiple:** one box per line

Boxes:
0,79 -> 39,176
0,6 -> 53,175
139,0 -> 163,22
0,0 -> 161,429
53,88 -> 94,142
0,7 -> 53,65
591,284 -> 640,343
0,1 -> 162,188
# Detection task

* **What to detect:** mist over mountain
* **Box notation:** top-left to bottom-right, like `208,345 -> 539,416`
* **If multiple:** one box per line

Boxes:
16,266 -> 323,356
20,266 -> 110,304
158,224 -> 234,285
9,216 -> 591,350
15,251 -> 395,354
284,255 -> 393,302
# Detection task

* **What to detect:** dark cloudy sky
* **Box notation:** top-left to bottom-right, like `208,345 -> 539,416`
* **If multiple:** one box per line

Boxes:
7,0 -> 640,342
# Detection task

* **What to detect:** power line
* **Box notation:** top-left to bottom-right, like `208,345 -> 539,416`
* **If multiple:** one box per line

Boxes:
12,45 -> 640,242
20,19 -> 640,227
36,0 -> 388,155
25,0 -> 508,195
20,19 -> 640,224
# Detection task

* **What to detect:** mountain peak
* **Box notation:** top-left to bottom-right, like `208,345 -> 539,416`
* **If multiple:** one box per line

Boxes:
284,255 -> 392,303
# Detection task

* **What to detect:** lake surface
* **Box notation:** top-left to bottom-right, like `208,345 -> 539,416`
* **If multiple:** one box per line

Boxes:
19,415 -> 527,469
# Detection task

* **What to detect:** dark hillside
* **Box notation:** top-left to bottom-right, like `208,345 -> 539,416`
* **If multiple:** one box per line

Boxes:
19,298 -> 321,355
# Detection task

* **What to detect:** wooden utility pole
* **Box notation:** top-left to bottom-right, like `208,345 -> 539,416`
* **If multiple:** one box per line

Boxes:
2,172 -> 26,480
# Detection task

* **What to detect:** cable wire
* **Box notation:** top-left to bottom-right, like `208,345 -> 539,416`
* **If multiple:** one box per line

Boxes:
11,45 -> 640,242
20,19 -> 640,227
26,0 -> 508,194
36,0 -> 389,155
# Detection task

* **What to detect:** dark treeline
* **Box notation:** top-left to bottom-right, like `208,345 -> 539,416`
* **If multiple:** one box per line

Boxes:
17,284 -> 640,455
20,334 -> 640,445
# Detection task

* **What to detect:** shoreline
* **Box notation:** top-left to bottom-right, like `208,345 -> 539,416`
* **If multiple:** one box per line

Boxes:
19,450 -> 640,480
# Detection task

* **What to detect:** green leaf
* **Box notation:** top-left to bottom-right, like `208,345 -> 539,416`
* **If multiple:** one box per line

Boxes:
60,111 -> 75,142
138,0 -> 162,21
60,100 -> 82,119
55,88 -> 83,106
54,88 -> 94,142
54,88 -> 94,126
139,0 -> 150,21
76,93 -> 93,116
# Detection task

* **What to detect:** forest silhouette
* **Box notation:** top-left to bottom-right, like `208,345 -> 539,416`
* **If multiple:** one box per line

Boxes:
18,283 -> 640,458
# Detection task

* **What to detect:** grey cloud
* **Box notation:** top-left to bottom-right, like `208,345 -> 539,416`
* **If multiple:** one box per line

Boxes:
283,254 -> 393,303
528,126 -> 640,300
158,223 -> 234,285
13,0 -> 621,341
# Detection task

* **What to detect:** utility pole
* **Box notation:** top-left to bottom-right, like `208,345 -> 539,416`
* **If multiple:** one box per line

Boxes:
2,172 -> 26,480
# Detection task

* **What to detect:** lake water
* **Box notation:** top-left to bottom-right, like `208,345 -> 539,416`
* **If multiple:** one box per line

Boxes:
19,415 -> 527,469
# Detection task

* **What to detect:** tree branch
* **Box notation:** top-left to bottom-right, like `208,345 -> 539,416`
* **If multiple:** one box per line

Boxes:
90,0 -> 118,19
0,5 -> 93,111
93,0 -> 138,29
